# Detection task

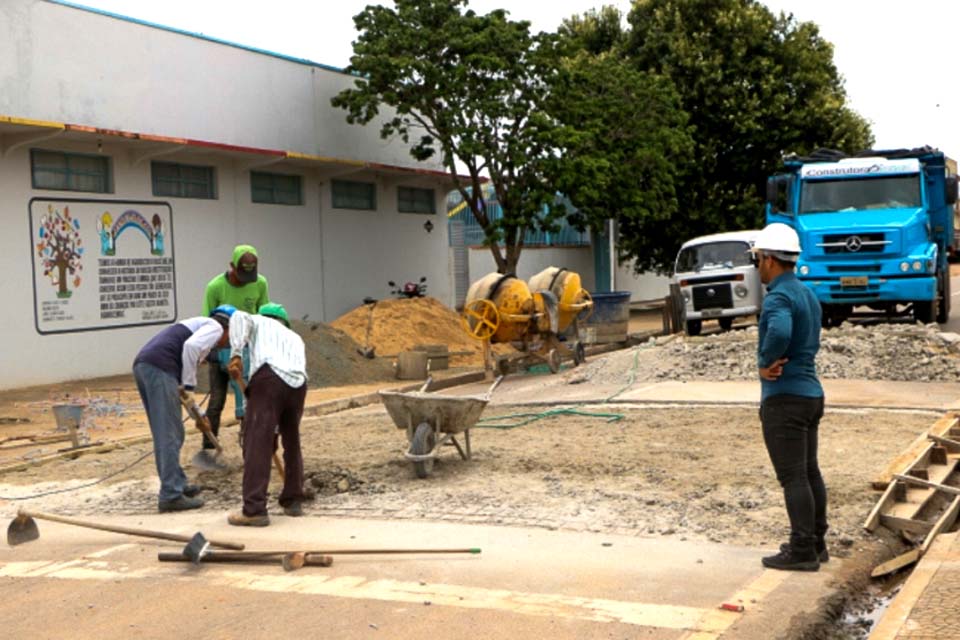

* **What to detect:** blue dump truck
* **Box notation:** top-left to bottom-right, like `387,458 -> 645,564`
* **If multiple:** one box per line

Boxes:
765,147 -> 959,326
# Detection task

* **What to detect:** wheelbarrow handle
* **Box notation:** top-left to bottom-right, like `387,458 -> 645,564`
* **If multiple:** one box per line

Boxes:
485,375 -> 504,399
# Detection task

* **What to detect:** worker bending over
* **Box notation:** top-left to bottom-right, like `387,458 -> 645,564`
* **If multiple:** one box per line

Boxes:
226,303 -> 308,527
132,305 -> 235,512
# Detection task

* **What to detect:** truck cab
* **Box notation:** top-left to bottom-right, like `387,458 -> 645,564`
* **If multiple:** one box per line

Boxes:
766,148 -> 959,326
673,230 -> 762,336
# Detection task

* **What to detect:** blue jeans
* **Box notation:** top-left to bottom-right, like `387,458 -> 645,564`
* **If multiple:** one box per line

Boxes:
133,362 -> 187,503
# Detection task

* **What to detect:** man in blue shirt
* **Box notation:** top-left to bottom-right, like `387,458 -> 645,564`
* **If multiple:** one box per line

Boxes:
752,223 -> 827,572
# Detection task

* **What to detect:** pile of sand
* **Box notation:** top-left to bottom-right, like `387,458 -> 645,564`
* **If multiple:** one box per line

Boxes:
331,297 -> 507,367
289,320 -> 394,387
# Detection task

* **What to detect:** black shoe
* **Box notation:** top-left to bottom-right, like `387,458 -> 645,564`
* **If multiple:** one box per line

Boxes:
158,495 -> 204,512
283,501 -> 303,517
781,542 -> 829,563
183,484 -> 201,498
762,547 -> 820,572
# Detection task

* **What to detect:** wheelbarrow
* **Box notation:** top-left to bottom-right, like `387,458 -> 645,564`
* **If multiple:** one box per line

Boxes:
379,376 -> 503,478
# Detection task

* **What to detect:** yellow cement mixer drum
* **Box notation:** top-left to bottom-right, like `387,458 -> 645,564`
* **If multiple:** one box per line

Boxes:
463,272 -> 534,343
527,267 -> 593,332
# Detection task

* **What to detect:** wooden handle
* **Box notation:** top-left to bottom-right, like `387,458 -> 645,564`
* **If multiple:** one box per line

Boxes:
20,509 -> 245,550
158,551 -> 333,567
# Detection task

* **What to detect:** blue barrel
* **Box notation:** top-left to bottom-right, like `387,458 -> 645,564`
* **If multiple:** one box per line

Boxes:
581,291 -> 631,344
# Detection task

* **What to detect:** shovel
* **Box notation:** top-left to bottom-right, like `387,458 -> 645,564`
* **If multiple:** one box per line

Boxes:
356,297 -> 377,359
6,509 -> 245,549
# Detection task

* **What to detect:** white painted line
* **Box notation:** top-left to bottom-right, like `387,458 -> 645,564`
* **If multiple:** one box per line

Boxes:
0,558 -> 726,633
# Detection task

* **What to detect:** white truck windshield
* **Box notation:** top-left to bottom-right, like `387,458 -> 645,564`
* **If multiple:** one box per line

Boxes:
675,241 -> 753,273
800,175 -> 921,213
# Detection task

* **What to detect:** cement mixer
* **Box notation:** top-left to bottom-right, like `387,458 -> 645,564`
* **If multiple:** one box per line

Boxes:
461,267 -> 593,374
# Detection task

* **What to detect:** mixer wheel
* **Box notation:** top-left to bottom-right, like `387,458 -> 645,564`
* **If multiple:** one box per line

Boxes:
462,299 -> 500,341
546,349 -> 561,374
573,342 -> 585,366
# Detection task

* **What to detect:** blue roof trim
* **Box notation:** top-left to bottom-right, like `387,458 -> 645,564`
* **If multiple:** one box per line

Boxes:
46,0 -> 352,75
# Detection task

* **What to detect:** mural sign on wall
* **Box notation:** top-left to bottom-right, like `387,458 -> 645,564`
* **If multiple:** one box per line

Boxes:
29,198 -> 177,334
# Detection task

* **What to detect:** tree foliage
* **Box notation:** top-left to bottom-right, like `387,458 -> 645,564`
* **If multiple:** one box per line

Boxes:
331,0 -> 559,273
618,0 -> 873,268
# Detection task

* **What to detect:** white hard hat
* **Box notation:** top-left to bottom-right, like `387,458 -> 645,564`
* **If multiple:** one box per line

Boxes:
751,223 -> 801,262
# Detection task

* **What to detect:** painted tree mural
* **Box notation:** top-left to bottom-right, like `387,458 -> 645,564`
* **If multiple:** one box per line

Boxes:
37,204 -> 84,298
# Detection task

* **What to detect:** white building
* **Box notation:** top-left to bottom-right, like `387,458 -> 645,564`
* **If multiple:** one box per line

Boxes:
0,0 -> 461,388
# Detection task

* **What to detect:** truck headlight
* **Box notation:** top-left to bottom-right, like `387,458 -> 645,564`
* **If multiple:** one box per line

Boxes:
912,261 -> 922,271
734,285 -> 748,298
900,262 -> 910,272
799,265 -> 809,276
682,290 -> 690,304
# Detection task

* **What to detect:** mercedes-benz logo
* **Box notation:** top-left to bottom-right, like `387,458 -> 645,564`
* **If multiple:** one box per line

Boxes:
845,235 -> 863,252
707,288 -> 716,297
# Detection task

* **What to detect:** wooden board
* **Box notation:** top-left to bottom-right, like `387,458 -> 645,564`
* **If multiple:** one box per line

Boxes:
871,549 -> 921,578
872,414 -> 960,489
920,495 -> 960,555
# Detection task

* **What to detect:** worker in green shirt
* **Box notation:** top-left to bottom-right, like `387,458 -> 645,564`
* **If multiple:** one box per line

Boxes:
197,244 -> 269,469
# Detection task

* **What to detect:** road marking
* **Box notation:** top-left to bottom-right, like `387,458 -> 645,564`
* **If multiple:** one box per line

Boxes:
679,570 -> 790,639
0,558 -> 731,633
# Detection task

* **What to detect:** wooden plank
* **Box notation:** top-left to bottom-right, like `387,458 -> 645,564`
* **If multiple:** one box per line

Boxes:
894,473 -> 960,496
864,480 -> 903,531
879,514 -> 934,535
871,549 -> 921,578
929,433 -> 960,452
872,414 -> 960,489
920,496 -> 960,555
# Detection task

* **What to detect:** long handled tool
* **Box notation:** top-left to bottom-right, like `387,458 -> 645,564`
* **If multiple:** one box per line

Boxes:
6,509 -> 245,550
158,550 -> 334,570
357,297 -> 377,359
179,388 -> 223,456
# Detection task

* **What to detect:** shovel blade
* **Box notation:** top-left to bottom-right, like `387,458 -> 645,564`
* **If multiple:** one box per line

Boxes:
7,514 -> 40,547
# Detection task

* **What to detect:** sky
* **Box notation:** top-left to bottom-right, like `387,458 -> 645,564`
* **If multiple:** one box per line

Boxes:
71,0 -> 960,158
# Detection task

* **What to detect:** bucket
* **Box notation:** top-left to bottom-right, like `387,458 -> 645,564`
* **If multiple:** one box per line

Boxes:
52,404 -> 84,430
580,291 -> 631,344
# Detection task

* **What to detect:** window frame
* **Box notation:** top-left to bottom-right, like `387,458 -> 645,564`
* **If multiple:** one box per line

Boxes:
151,161 -> 217,199
30,149 -> 112,193
397,185 -> 436,214
332,179 -> 377,211
251,171 -> 304,206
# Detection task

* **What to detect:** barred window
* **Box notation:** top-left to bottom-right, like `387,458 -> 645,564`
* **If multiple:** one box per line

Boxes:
252,171 -> 303,205
31,149 -> 111,193
152,161 -> 216,199
332,179 -> 376,210
398,186 -> 436,214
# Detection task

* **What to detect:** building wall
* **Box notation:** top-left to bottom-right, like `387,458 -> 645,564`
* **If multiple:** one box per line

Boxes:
0,0 -> 425,169
615,260 -> 673,302
0,1 -> 453,389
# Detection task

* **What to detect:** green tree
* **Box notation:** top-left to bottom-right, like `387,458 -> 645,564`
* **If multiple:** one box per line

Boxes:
545,52 -> 695,272
331,0 -> 560,274
558,0 -> 872,272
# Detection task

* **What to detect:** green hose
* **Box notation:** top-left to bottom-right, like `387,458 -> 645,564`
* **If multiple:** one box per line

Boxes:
476,347 -> 641,430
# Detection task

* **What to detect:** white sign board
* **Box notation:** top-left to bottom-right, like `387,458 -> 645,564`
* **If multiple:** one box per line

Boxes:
800,158 -> 921,179
29,198 -> 178,334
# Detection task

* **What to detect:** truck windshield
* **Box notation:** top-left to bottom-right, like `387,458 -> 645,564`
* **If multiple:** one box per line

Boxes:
799,175 -> 921,213
675,241 -> 753,273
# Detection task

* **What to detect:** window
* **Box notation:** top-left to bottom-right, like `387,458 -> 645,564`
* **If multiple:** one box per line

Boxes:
152,161 -> 216,199
398,186 -> 436,214
251,171 -> 303,205
31,149 -> 111,193
332,179 -> 376,210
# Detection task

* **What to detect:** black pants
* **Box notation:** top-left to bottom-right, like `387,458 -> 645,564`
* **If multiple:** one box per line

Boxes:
761,394 -> 828,551
204,357 -> 229,450
241,366 -> 307,516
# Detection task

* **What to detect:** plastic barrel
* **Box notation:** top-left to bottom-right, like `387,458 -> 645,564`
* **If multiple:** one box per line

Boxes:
580,291 -> 631,344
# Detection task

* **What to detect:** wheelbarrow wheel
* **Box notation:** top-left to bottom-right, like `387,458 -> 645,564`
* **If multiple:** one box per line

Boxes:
572,342 -> 585,366
411,422 -> 436,479
546,348 -> 560,374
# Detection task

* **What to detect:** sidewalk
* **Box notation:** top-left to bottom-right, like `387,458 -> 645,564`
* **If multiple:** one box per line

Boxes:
869,531 -> 960,639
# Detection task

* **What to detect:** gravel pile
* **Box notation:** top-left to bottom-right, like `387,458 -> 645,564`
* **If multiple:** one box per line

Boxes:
575,322 -> 960,385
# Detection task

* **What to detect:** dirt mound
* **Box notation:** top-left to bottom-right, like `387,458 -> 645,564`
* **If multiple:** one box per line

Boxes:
330,296 -> 503,366
289,319 -> 394,387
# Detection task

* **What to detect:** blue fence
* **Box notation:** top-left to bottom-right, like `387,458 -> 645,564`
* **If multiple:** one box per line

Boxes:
446,188 -> 590,247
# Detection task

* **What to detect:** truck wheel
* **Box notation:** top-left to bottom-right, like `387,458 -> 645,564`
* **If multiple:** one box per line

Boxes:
914,298 -> 937,324
937,272 -> 950,323
685,320 -> 702,336
718,317 -> 734,331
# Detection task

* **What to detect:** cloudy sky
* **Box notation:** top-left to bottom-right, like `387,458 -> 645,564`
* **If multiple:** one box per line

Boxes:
72,0 -> 960,157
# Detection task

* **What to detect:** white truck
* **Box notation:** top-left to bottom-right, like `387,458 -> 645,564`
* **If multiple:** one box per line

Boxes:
673,230 -> 762,336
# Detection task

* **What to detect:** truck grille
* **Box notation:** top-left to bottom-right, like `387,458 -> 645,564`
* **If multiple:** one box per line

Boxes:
692,283 -> 733,310
818,233 -> 889,254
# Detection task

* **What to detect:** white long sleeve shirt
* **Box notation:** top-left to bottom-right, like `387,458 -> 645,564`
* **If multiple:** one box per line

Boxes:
229,311 -> 308,388
179,317 -> 224,388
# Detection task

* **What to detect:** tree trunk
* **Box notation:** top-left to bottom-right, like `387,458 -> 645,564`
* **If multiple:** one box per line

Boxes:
56,261 -> 68,296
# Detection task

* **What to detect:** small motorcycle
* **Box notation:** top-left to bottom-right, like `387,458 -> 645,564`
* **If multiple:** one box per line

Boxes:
389,276 -> 427,298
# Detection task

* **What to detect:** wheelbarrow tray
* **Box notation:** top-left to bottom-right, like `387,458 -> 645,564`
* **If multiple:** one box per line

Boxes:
378,391 -> 490,435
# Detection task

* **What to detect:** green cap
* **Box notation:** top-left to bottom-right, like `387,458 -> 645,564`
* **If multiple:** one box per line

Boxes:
259,302 -> 290,327
231,244 -> 259,284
